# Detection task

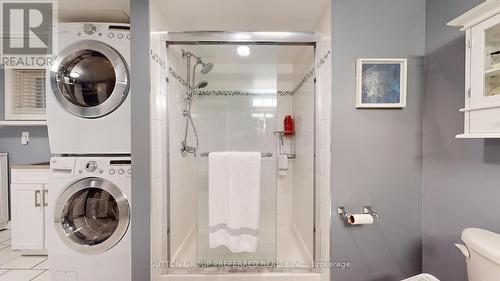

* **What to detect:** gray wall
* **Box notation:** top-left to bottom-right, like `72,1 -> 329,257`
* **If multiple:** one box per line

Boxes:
330,1 -> 425,280
422,1 -> 500,281
0,69 -> 51,165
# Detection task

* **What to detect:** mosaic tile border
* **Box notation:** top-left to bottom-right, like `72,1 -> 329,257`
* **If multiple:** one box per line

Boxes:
167,50 -> 331,97
194,90 -> 277,96
168,67 -> 187,87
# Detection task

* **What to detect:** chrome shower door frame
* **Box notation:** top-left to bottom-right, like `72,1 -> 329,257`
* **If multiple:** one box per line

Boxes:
163,31 -> 327,275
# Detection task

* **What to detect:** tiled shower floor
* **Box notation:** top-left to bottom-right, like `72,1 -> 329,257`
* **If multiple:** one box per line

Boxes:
0,230 -> 50,281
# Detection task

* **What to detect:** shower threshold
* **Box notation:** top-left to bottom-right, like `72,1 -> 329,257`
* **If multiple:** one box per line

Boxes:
162,272 -> 321,281
163,226 -> 320,278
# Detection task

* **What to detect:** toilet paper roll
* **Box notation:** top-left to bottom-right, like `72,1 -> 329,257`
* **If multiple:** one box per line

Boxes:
348,214 -> 374,225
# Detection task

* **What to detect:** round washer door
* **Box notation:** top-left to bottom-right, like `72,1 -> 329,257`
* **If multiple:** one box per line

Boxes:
54,177 -> 130,255
50,40 -> 129,119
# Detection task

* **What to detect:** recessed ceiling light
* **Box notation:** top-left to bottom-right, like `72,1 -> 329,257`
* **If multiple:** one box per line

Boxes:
237,46 -> 250,57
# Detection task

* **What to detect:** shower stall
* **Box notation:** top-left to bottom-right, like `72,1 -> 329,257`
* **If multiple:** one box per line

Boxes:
152,32 -> 331,281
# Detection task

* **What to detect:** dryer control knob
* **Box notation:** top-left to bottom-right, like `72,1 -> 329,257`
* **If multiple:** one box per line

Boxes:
85,161 -> 98,172
83,23 -> 97,35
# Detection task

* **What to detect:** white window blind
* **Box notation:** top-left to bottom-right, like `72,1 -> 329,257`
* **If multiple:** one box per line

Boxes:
5,69 -> 46,120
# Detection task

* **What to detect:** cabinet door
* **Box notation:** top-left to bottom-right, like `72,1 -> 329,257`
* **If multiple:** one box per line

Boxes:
471,14 -> 500,107
11,184 -> 45,251
469,14 -> 500,133
42,184 -> 49,251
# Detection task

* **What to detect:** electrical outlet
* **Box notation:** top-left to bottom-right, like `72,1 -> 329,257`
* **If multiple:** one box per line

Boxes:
21,132 -> 29,145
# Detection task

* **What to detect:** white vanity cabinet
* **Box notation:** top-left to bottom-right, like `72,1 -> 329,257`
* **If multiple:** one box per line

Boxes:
449,0 -> 500,138
10,166 -> 49,254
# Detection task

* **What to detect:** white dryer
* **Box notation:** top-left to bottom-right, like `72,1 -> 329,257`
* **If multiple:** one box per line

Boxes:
48,156 -> 131,281
47,23 -> 131,154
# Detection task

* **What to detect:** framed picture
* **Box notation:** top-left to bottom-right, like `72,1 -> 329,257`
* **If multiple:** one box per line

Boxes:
356,58 -> 407,108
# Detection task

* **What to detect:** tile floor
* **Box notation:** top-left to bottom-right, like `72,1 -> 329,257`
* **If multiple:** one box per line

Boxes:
0,230 -> 50,281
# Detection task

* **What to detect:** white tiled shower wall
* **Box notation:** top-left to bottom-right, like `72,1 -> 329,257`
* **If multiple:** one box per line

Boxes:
276,65 -> 294,260
191,54 -> 279,262
276,49 -> 315,263
314,4 -> 332,280
150,4 -> 170,279
150,33 -> 168,281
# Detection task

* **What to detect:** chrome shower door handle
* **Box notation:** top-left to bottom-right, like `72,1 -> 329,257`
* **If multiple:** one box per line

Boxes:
34,190 -> 41,207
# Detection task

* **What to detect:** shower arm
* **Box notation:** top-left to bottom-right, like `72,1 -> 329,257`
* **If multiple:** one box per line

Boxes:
182,49 -> 204,65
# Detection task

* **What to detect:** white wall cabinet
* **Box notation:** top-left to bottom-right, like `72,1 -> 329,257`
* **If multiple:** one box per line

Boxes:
10,167 -> 49,254
449,0 -> 500,138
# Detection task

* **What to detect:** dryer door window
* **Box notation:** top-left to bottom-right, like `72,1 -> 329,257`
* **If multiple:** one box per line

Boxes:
50,41 -> 129,119
58,50 -> 116,107
55,178 -> 130,254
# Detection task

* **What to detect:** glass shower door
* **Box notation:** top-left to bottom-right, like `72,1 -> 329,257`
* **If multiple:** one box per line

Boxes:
194,44 -> 278,266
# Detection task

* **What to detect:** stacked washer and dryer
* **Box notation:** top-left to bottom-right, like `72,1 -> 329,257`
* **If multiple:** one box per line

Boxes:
46,23 -> 132,281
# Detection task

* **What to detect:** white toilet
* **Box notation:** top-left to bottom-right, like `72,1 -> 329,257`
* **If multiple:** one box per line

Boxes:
456,228 -> 500,281
402,274 -> 439,281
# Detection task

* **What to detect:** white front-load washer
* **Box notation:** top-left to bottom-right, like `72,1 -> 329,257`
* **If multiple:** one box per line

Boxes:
48,156 -> 131,281
47,23 -> 131,154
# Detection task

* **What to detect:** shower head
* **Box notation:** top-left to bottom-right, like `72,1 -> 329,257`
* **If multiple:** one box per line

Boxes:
194,80 -> 208,90
201,62 -> 213,74
195,56 -> 213,74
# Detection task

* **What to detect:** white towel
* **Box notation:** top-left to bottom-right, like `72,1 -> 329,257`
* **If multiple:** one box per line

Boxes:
278,154 -> 288,176
209,152 -> 261,253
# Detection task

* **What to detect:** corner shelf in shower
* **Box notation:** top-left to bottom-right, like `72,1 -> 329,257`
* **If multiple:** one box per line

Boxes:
273,131 -> 295,136
274,131 -> 296,159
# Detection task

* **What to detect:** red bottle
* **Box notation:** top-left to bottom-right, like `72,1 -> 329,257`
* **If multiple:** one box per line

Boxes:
284,115 -> 294,135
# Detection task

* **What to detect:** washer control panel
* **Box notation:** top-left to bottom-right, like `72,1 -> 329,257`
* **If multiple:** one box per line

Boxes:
76,158 -> 131,177
77,23 -> 130,41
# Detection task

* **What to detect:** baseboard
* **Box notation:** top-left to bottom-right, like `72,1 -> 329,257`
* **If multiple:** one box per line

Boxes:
20,250 -> 47,256
291,222 -> 313,262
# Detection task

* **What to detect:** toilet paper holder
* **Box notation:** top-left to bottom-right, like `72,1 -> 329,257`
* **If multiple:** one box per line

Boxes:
337,205 -> 380,219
